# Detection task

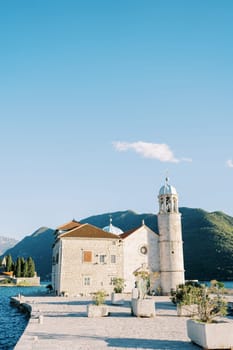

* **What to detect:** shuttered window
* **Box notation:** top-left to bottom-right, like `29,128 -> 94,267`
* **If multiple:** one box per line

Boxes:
83,251 -> 92,263
99,254 -> 106,263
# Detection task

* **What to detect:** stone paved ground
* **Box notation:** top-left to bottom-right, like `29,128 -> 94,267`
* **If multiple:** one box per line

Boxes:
14,296 -> 201,350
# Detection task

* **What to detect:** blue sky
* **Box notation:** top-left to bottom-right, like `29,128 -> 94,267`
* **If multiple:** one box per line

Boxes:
1,0 -> 233,239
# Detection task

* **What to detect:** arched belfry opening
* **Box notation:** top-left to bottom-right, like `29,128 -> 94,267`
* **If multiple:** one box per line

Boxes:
158,177 -> 178,214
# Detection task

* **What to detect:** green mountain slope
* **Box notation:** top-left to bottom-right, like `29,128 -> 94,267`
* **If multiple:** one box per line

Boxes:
80,210 -> 158,233
1,208 -> 233,281
180,208 -> 233,280
1,227 -> 55,280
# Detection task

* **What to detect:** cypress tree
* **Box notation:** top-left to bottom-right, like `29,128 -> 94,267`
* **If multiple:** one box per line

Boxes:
21,258 -> 28,277
6,255 -> 13,272
15,257 -> 21,278
20,257 -> 25,277
27,257 -> 35,277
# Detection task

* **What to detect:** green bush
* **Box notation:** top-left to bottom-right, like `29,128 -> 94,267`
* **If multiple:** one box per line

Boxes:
112,277 -> 124,293
171,281 -> 202,306
0,278 -> 13,285
93,290 -> 106,306
197,288 -> 227,323
171,281 -> 228,322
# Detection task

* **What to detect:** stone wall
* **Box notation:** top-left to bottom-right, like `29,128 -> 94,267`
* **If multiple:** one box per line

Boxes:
12,277 -> 40,286
53,237 -> 123,296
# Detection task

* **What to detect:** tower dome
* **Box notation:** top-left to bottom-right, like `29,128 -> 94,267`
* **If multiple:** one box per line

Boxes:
103,217 -> 123,235
158,177 -> 179,214
159,177 -> 177,196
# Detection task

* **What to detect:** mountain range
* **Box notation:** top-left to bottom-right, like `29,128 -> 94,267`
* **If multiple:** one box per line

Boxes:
1,208 -> 233,282
0,236 -> 18,255
0,227 -> 55,280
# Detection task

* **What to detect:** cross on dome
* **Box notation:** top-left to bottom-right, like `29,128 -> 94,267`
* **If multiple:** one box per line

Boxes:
159,177 -> 177,196
102,215 -> 123,234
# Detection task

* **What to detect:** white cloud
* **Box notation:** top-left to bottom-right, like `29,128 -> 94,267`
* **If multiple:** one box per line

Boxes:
226,159 -> 233,168
113,141 -> 192,163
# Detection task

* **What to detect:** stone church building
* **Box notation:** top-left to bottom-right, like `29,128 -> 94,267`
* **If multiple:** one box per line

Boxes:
52,179 -> 185,296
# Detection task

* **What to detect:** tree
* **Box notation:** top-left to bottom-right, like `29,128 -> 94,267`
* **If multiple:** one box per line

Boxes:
21,258 -> 28,277
27,257 -> 35,277
15,257 -> 21,278
6,255 -> 13,272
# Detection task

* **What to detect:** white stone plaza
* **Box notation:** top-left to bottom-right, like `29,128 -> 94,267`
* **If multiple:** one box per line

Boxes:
14,295 -> 201,350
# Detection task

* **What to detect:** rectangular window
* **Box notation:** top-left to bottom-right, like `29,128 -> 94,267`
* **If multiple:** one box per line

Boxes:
83,251 -> 92,263
110,276 -> 117,285
111,255 -> 116,264
84,276 -> 91,286
99,254 -> 106,264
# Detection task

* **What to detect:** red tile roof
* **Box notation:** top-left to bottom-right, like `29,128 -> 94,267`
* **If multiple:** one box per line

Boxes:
56,220 -> 82,231
59,223 -> 120,240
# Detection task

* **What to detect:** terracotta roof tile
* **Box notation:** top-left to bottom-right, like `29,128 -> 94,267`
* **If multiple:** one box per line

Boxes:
60,223 -> 120,239
57,220 -> 82,231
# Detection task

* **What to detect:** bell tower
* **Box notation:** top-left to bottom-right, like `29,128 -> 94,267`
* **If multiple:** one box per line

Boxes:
158,178 -> 185,295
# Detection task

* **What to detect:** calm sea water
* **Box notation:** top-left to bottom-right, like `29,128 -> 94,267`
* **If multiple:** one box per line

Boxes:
201,281 -> 233,289
0,284 -> 47,350
224,281 -> 233,289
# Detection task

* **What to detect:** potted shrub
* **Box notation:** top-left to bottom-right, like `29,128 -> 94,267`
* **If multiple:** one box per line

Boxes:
186,285 -> 233,349
171,281 -> 202,317
87,290 -> 109,317
111,277 -> 125,305
131,268 -> 155,318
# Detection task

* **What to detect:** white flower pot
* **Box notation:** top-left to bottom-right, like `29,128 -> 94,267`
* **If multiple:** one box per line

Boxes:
131,298 -> 155,318
187,318 -> 233,349
111,292 -> 124,305
87,304 -> 109,317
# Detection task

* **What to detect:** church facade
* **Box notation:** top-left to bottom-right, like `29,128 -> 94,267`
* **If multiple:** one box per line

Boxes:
52,179 -> 185,296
